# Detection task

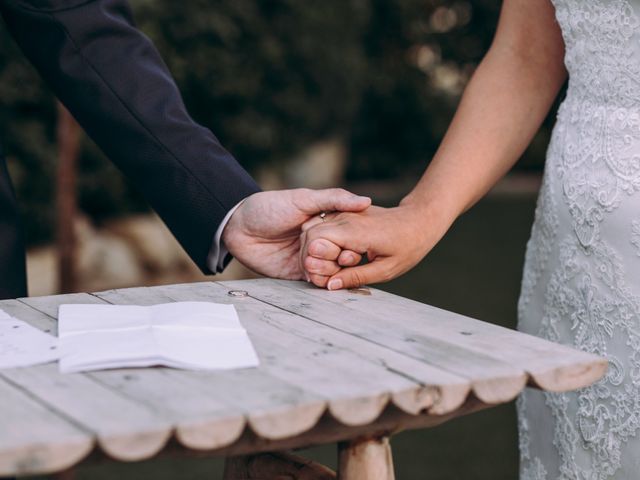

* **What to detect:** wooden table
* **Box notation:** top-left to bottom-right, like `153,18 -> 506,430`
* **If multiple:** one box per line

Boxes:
0,279 -> 606,479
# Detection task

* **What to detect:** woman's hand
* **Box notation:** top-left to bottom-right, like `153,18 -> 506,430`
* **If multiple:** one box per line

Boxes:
222,188 -> 369,280
300,202 -> 452,290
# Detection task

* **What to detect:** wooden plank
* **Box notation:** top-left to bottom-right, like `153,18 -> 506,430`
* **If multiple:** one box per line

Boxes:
96,283 -> 400,424
149,282 -> 472,415
231,279 -> 607,394
0,378 -> 92,476
94,284 -> 435,427
16,293 -> 326,446
164,395 -> 492,459
96,367 -> 326,446
321,282 -> 609,390
1,298 -> 173,462
219,280 -> 530,405
20,292 -> 103,319
83,289 -> 328,441
2,363 -> 170,461
0,299 -> 58,333
98,366 -> 325,443
16,292 -> 249,448
142,283 -> 473,413
91,368 -> 246,450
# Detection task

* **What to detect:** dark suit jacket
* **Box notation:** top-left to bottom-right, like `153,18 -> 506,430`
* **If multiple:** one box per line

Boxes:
0,0 -> 260,290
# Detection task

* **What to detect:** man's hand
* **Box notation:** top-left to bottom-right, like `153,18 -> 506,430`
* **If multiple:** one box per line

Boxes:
301,204 -> 452,290
222,188 -> 370,279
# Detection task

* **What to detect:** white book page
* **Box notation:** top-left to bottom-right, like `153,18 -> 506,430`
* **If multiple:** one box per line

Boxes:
0,310 -> 59,369
152,302 -> 257,370
59,328 -> 159,373
151,302 -> 242,329
58,302 -> 259,373
155,327 -> 259,370
59,304 -> 160,373
58,304 -> 148,334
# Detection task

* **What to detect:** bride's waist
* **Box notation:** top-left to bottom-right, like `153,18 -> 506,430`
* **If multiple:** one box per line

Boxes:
556,91 -> 640,132
561,82 -> 640,112
549,92 -> 640,167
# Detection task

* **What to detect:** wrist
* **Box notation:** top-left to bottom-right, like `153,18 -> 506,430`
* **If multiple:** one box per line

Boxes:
398,193 -> 458,236
385,202 -> 451,265
221,203 -> 246,256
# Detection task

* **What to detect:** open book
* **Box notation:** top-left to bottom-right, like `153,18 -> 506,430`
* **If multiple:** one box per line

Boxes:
58,302 -> 259,373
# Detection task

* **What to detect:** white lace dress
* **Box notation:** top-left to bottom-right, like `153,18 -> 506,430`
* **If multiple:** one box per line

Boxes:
517,1 -> 640,479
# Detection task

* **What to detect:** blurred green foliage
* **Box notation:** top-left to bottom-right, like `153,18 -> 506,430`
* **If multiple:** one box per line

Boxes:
0,0 -> 555,245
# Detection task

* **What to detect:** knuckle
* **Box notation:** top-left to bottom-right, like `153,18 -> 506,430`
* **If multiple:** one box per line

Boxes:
346,253 -> 362,266
308,239 -> 326,256
350,271 -> 365,287
306,229 -> 322,243
306,258 -> 334,275
320,262 -> 338,275
326,263 -> 341,276
293,188 -> 310,203
304,256 -> 317,271
314,259 -> 336,274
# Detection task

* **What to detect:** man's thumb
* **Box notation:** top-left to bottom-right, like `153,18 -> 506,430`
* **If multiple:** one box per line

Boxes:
308,188 -> 371,213
326,262 -> 386,290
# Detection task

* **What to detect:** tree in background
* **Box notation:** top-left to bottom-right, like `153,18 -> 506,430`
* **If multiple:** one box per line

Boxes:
0,0 -> 554,247
56,103 -> 80,293
133,0 -> 368,172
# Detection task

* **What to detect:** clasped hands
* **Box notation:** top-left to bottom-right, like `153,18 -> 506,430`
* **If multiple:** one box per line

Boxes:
223,188 -> 447,290
299,202 -> 443,290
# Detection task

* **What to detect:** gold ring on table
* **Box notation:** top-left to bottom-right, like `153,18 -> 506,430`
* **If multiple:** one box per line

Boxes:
319,212 -> 327,222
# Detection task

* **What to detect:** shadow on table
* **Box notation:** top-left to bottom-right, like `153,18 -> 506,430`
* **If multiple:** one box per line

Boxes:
34,192 -> 536,480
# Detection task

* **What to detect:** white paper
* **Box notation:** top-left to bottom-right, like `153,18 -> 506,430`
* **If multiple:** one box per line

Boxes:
0,309 -> 59,369
58,301 -> 259,373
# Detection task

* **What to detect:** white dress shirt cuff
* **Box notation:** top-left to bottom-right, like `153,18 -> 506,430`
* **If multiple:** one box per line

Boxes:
207,200 -> 244,273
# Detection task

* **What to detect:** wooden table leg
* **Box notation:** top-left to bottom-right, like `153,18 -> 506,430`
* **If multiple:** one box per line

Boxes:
223,452 -> 336,479
338,437 -> 395,480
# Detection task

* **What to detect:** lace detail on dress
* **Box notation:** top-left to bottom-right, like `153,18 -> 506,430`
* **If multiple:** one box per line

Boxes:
517,0 -> 640,478
630,220 -> 640,255
518,395 -> 549,480
553,0 -> 640,108
537,237 -> 640,479
552,0 -> 640,247
518,148 -> 559,323
555,94 -> 640,247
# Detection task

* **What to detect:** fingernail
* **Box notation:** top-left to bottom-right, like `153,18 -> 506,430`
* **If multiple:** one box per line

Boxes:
328,279 -> 343,291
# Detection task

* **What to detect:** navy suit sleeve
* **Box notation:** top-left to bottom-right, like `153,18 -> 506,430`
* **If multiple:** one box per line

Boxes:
0,0 -> 261,274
